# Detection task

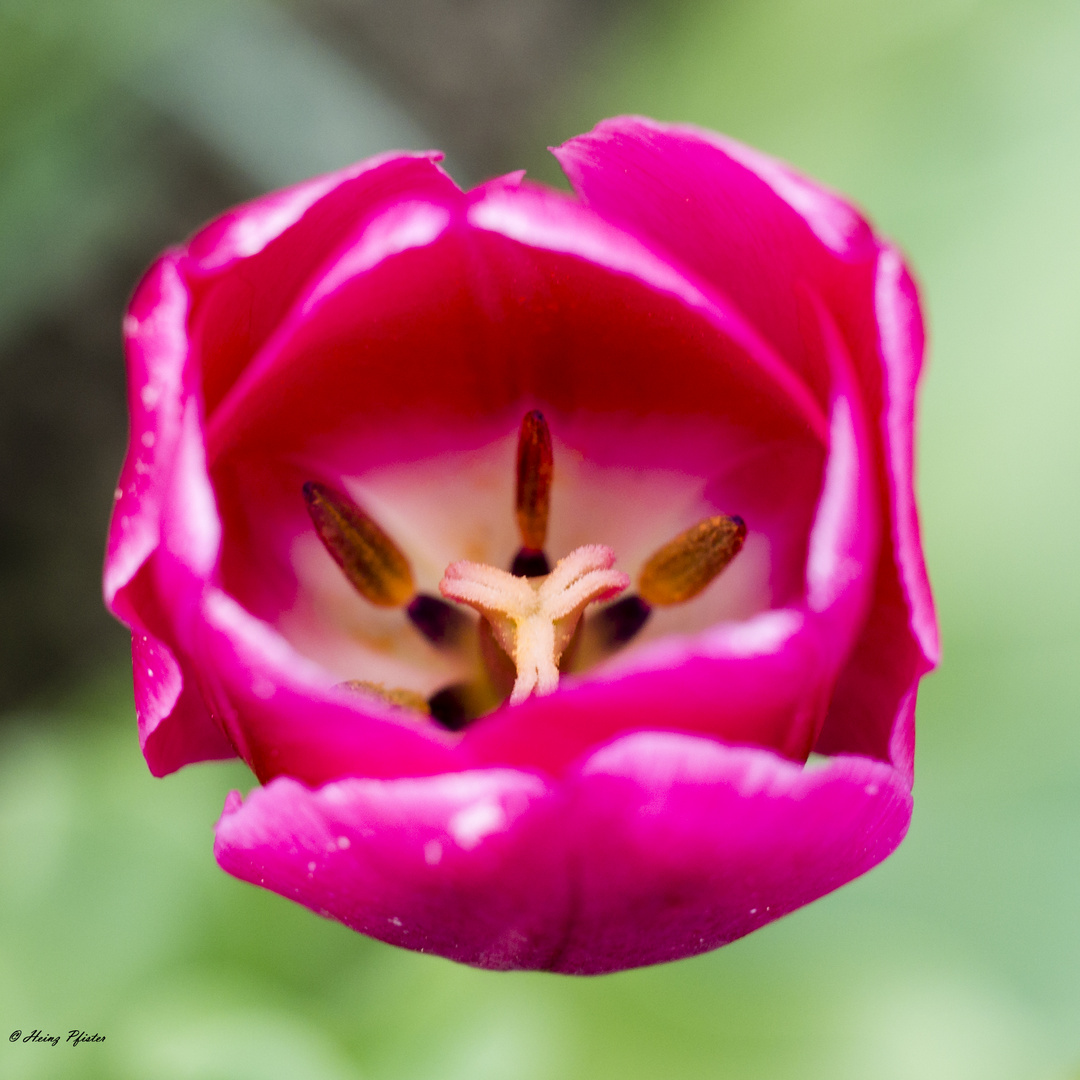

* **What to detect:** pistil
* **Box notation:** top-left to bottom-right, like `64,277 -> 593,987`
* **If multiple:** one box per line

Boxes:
440,545 -> 629,704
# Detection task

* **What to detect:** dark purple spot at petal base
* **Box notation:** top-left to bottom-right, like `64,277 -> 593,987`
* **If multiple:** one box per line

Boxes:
428,685 -> 473,730
406,593 -> 470,646
593,595 -> 653,647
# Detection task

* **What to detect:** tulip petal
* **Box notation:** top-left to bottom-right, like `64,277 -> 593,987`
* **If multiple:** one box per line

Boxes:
874,247 -> 939,667
812,249 -> 936,774
554,117 -> 880,402
213,730 -> 909,974
107,158 -> 463,776
103,256 -> 236,773
131,624 -> 236,776
205,195 -> 459,460
184,153 -> 460,418
105,255 -> 191,615
467,181 -> 829,441
551,731 -> 911,974
214,768 -> 570,970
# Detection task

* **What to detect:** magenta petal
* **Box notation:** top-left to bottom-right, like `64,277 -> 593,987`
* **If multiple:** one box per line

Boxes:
131,626 -> 235,775
874,247 -> 939,667
554,117 -> 877,406
556,117 -> 937,777
552,731 -> 911,974
466,180 -> 829,440
186,153 -> 448,273
214,768 -> 570,970
204,196 -> 458,460
184,153 -> 460,418
812,249 -> 936,772
104,256 -> 192,617
214,730 -> 910,974
103,256 -> 237,774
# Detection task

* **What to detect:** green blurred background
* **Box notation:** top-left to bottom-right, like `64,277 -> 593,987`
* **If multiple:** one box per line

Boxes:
2,0 -> 1079,1076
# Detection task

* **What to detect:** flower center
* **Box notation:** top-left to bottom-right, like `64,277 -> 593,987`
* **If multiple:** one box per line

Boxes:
303,411 -> 747,726
439,545 -> 629,705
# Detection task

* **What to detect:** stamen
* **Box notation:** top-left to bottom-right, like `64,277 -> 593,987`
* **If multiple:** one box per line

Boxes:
338,680 -> 431,715
637,514 -> 747,606
439,544 -> 629,705
304,482 -> 415,607
513,410 -> 553,568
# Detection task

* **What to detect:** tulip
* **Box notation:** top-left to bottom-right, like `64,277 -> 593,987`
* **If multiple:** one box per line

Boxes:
104,117 -> 938,973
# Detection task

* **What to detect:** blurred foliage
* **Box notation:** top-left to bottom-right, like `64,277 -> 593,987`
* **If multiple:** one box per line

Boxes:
2,0 -> 1080,1076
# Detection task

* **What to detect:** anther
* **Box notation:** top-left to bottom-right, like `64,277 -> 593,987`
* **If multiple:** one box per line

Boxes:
439,544 -> 629,705
637,514 -> 747,606
512,410 -> 553,575
304,482 -> 414,607
338,680 -> 431,715
305,481 -> 467,648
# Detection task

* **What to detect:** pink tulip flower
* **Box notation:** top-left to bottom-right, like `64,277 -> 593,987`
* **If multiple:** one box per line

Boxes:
104,116 -> 938,973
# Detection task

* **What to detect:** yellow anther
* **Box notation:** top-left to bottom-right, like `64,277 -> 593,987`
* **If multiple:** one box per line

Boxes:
304,481 -> 415,607
637,515 -> 747,606
338,680 -> 431,715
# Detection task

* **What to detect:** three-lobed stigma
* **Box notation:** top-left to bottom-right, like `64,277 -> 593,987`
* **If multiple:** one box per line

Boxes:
439,545 -> 629,704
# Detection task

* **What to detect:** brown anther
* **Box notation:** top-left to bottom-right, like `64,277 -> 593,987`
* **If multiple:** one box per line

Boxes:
338,680 -> 431,715
303,481 -> 415,607
637,515 -> 747,606
515,410 -> 553,553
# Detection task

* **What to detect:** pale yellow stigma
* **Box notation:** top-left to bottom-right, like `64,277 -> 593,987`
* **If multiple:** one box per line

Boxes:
439,545 -> 630,705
